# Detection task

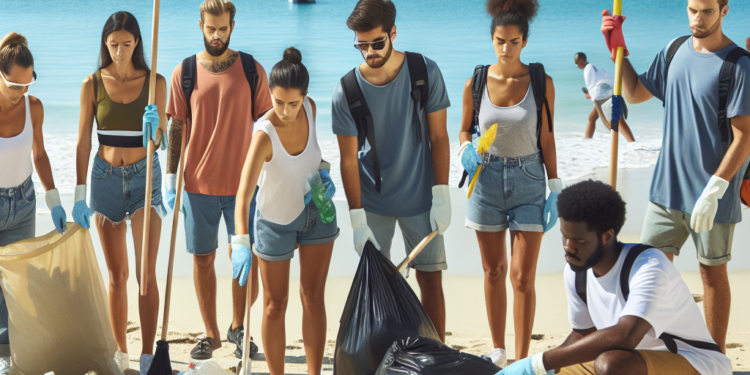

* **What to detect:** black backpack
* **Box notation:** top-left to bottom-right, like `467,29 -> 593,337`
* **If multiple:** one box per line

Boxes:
458,63 -> 552,188
339,52 -> 430,194
575,244 -> 722,354
180,51 -> 259,123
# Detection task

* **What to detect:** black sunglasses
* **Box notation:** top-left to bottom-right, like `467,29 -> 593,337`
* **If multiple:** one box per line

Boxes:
353,36 -> 389,51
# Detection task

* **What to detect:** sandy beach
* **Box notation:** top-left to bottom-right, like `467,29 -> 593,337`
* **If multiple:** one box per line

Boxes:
33,166 -> 739,373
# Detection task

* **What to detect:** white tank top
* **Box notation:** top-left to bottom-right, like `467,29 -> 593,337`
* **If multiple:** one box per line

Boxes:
478,83 -> 539,158
0,94 -> 34,188
255,96 -> 322,225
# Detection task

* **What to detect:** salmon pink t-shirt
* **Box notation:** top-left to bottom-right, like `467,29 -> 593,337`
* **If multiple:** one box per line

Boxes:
167,55 -> 273,196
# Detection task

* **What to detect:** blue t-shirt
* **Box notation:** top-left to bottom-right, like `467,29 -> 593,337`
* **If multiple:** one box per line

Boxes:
639,38 -> 750,224
332,55 -> 451,217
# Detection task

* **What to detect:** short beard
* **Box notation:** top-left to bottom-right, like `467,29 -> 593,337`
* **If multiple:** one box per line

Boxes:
691,15 -> 722,39
204,34 -> 231,57
569,240 -> 606,273
364,39 -> 393,69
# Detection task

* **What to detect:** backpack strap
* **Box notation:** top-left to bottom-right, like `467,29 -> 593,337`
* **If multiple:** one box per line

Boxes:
659,333 -> 723,354
181,55 -> 198,123
239,52 -> 259,113
340,69 -> 381,194
575,270 -> 588,305
405,52 -> 429,144
471,65 -> 490,135
529,63 -> 552,160
717,47 -> 750,144
619,244 -> 653,301
662,36 -> 690,107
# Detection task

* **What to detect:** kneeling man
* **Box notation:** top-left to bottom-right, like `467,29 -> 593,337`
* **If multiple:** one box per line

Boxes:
499,180 -> 731,375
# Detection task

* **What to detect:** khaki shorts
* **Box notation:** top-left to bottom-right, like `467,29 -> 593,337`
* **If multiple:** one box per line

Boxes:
640,202 -> 735,266
557,350 -> 699,374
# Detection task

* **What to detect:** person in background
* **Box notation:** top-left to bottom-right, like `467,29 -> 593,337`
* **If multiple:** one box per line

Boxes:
0,32 -> 67,373
574,52 -> 635,143
72,12 -> 167,374
332,0 -> 452,342
458,0 -> 560,365
498,180 -> 732,375
234,47 -> 337,375
603,0 -> 750,352
165,0 -> 273,360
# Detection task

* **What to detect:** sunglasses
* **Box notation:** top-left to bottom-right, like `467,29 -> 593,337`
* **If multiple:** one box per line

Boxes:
353,36 -> 389,51
0,70 -> 38,90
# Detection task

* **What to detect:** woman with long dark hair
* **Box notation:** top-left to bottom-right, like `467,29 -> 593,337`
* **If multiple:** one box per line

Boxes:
458,0 -> 560,365
73,12 -> 167,373
233,47 -> 337,375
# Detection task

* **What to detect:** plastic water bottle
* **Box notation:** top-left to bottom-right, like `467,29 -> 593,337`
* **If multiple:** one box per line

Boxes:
307,172 -> 336,224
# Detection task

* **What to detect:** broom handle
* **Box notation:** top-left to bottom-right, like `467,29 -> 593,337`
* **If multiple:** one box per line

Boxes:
242,263 -> 253,375
160,121 -> 187,340
608,0 -> 624,189
396,230 -> 439,272
140,0 -> 161,296
466,165 -> 482,199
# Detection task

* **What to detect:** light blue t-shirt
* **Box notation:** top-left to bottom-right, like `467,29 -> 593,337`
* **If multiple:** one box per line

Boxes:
640,38 -> 750,224
332,55 -> 451,217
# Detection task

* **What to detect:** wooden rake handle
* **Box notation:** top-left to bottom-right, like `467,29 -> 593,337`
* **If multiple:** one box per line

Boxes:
397,230 -> 439,272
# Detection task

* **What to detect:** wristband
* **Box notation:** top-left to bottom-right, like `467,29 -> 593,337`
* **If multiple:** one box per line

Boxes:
231,234 -> 251,248
531,352 -> 548,375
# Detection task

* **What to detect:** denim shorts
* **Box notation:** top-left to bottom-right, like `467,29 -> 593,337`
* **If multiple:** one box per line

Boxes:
466,153 -> 546,232
0,175 -> 36,248
366,210 -> 447,272
183,188 -> 257,255
253,202 -> 339,262
90,153 -> 166,224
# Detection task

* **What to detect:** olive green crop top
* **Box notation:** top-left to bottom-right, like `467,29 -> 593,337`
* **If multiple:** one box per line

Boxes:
93,70 -> 150,148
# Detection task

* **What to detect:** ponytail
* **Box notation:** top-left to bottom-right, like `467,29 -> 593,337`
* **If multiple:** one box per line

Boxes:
0,32 -> 34,75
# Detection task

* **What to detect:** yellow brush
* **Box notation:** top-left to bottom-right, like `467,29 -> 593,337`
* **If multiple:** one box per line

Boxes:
467,123 -> 497,199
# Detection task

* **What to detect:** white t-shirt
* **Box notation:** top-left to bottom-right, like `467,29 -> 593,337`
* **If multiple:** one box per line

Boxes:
564,244 -> 732,375
583,64 -> 614,101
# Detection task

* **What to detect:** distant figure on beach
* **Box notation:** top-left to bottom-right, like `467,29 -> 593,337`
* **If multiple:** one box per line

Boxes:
498,180 -> 732,375
234,47 -> 337,375
458,0 -> 560,365
332,0 -> 452,341
602,0 -> 750,353
574,52 -> 635,142
165,0 -> 273,360
73,12 -> 167,373
0,32 -> 67,371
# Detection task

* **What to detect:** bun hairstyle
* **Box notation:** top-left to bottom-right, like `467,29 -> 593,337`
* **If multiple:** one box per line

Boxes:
486,0 -> 539,40
0,32 -> 34,76
269,47 -> 309,96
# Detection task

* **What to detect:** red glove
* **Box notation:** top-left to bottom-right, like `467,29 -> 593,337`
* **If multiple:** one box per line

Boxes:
601,9 -> 629,61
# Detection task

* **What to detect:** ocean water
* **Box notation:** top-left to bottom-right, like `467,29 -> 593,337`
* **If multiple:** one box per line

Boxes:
3,0 -> 750,196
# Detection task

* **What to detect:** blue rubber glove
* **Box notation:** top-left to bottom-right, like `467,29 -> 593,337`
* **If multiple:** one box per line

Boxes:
143,104 -> 167,149
165,174 -> 177,210
230,234 -> 253,287
544,179 -> 563,233
45,189 -> 66,233
497,354 -> 553,375
459,142 -> 481,181
73,185 -> 93,229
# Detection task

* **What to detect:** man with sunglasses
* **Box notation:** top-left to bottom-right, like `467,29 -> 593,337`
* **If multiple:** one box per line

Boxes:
332,0 -> 452,341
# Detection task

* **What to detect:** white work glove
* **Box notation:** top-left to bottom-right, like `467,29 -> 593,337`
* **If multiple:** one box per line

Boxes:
430,185 -> 451,235
350,208 -> 380,256
691,175 -> 729,233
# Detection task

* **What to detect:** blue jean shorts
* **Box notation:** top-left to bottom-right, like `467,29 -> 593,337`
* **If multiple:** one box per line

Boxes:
90,153 -> 167,224
253,202 -> 339,262
183,188 -> 257,255
466,153 -> 546,232
0,175 -> 36,248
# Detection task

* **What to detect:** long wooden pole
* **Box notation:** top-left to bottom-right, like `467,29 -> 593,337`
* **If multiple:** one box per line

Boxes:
396,230 -> 439,273
141,0 -> 161,296
242,265 -> 253,375
609,0 -> 624,189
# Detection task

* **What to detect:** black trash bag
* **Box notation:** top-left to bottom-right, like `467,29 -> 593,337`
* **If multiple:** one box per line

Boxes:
334,242 -> 441,375
376,336 -> 502,375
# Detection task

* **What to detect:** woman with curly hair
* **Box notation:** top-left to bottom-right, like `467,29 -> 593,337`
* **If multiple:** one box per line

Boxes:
458,0 -> 560,364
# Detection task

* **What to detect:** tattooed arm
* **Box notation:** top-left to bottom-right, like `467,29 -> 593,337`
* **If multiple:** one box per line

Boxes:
167,118 -> 184,174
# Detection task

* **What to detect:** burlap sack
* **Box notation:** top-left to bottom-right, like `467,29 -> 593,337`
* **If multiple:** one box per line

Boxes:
0,224 -> 120,375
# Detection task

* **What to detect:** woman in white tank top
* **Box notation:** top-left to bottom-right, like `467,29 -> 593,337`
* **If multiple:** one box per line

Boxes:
233,47 -> 338,375
457,0 -> 562,365
0,32 -> 67,366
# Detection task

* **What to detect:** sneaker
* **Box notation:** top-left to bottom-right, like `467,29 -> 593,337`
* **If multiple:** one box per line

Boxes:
190,336 -> 217,360
483,348 -> 507,366
139,354 -> 153,375
227,324 -> 259,359
0,357 -> 9,375
113,350 -> 129,372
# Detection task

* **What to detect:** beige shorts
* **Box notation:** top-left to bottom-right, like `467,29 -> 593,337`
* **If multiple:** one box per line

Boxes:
640,202 -> 735,266
557,350 -> 699,375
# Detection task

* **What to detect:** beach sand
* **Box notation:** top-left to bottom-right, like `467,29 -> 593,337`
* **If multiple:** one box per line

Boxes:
76,166 -> 747,373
